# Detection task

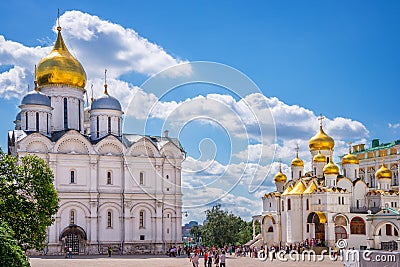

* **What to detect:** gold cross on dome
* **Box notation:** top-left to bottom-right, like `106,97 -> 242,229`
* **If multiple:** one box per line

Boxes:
318,114 -> 325,127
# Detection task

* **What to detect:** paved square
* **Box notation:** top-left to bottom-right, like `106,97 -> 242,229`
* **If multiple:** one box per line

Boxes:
30,255 -> 343,267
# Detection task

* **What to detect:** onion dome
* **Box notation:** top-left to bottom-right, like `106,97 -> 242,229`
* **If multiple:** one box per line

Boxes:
15,112 -> 21,121
91,83 -> 122,111
342,152 -> 359,165
309,117 -> 334,151
323,152 -> 339,175
376,164 -> 392,180
21,87 -> 51,107
313,150 -> 326,163
274,162 -> 287,183
291,147 -> 304,167
35,26 -> 86,89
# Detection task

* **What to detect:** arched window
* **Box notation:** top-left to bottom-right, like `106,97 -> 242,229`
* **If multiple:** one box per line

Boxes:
36,112 -> 39,131
267,226 -> 273,232
139,211 -> 144,228
107,171 -> 112,185
70,170 -> 75,184
25,112 -> 28,130
386,224 -> 392,236
63,98 -> 68,129
166,175 -> 169,179
395,227 -> 399,237
96,117 -> 99,138
108,117 -> 111,134
287,199 -> 291,210
350,217 -> 366,234
139,172 -> 144,185
306,198 -> 309,210
70,210 -> 75,225
107,211 -> 112,228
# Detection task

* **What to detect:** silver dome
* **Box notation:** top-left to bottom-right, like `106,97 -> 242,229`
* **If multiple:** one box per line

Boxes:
21,91 -> 51,107
91,94 -> 122,111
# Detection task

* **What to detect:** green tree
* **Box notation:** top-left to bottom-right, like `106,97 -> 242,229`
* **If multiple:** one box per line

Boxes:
237,221 -> 253,245
0,221 -> 30,267
201,204 -> 247,247
0,153 -> 59,251
189,225 -> 202,243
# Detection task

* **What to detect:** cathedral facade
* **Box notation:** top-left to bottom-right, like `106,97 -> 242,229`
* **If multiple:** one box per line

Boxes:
252,120 -> 400,251
7,25 -> 184,255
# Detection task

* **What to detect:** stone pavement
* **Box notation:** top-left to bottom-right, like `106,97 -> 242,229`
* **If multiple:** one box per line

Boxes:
30,254 -> 343,267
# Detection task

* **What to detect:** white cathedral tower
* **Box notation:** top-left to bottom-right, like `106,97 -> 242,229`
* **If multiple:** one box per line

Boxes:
8,20 -> 184,255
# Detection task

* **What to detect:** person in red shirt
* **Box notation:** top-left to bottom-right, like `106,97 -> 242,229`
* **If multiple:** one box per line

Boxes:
203,250 -> 208,267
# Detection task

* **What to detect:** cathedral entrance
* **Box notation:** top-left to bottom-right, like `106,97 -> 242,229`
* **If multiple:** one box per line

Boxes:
307,212 -> 326,242
335,226 -> 347,241
60,225 -> 87,254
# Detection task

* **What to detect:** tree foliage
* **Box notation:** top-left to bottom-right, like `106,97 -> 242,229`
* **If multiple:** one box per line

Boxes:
201,204 -> 253,247
189,225 -> 202,243
0,153 -> 59,251
0,221 -> 30,267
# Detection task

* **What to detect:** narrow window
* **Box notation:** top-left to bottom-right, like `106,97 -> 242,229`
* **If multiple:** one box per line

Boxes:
314,167 -> 316,175
107,171 -> 112,185
63,98 -> 68,129
78,100 -> 81,132
318,199 -> 321,205
36,112 -> 39,131
342,197 -> 345,205
299,171 -> 302,177
307,224 -> 309,233
357,200 -> 359,209
306,199 -> 309,210
327,157 -> 329,164
118,118 -> 121,135
291,171 -> 293,179
139,211 -> 144,228
338,196 -> 341,205
70,170 -> 75,184
269,202 -> 271,208
282,200 -> 284,211
108,117 -> 111,134
344,169 -> 346,177
355,169 -> 357,178
287,199 -> 291,210
96,116 -> 99,138
70,210 -> 75,225
166,175 -> 169,179
139,172 -> 144,185
107,211 -> 112,228
47,113 -> 49,134
167,228 -> 169,234
386,224 -> 392,236
25,112 -> 28,130
140,235 -> 145,240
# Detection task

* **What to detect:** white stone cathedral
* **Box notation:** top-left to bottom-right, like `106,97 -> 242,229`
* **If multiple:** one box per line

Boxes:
7,24 -> 184,255
251,118 -> 400,251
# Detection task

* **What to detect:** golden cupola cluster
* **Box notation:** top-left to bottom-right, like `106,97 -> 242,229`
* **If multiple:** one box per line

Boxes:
35,26 -> 87,89
313,150 -> 326,163
274,163 -> 287,183
323,152 -> 339,175
375,163 -> 392,180
291,147 -> 304,167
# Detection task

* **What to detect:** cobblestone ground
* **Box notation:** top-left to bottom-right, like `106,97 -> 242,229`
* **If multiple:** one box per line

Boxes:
30,254 -> 343,267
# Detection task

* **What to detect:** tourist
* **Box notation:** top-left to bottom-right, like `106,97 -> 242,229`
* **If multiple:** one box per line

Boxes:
220,251 -> 226,267
191,252 -> 200,267
203,250 -> 209,267
68,247 -> 72,258
207,250 -> 213,267
108,246 -> 112,257
214,251 -> 219,267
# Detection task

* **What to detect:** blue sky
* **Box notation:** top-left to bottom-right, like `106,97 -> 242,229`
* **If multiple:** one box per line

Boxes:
1,1 -> 400,222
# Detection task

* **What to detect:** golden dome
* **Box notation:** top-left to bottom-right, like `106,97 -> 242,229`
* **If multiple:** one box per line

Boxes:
309,126 -> 334,151
313,151 -> 326,163
376,164 -> 392,180
287,180 -> 306,195
342,152 -> 359,165
291,148 -> 304,167
36,27 -> 86,89
323,152 -> 339,175
274,162 -> 287,183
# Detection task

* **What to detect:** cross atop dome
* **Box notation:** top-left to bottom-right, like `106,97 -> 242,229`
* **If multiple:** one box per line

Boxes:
318,114 -> 325,128
104,69 -> 108,95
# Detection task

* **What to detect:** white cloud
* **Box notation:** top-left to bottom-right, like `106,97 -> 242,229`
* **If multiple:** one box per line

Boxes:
0,10 -> 188,100
388,123 -> 400,129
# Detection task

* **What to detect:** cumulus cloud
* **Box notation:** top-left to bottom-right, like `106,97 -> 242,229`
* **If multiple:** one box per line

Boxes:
0,10 -> 188,100
388,123 -> 400,129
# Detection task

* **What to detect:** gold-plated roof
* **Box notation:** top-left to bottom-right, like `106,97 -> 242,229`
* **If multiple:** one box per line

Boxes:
36,27 -> 86,89
313,150 -> 326,163
287,180 -> 306,195
376,164 -> 392,180
274,162 -> 287,183
281,185 -> 293,196
342,146 -> 359,165
303,181 -> 318,194
309,126 -> 335,151
313,211 -> 327,224
323,151 -> 339,175
291,147 -> 304,167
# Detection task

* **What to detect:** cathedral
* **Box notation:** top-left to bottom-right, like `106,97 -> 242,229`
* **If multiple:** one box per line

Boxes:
252,118 -> 400,251
7,23 -> 184,255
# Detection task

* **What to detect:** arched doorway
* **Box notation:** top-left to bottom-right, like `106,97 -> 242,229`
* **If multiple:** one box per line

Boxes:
335,226 -> 347,241
60,225 -> 87,254
307,212 -> 326,242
